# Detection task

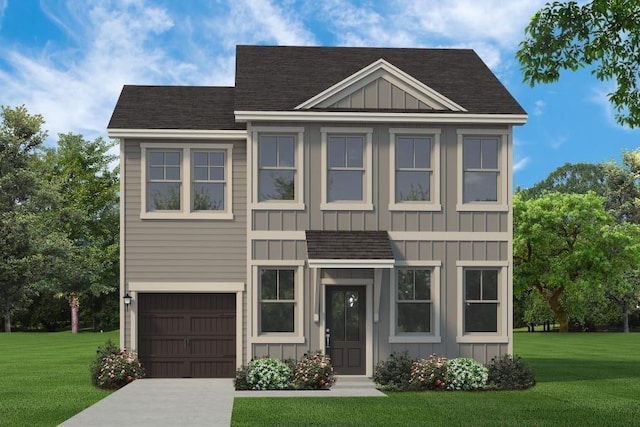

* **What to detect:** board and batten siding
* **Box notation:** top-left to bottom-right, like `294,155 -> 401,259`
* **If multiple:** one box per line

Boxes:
248,121 -> 512,364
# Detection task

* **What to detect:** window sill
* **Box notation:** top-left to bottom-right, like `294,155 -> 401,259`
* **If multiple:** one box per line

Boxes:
456,335 -> 508,344
320,202 -> 374,211
250,202 -> 306,211
389,203 -> 442,212
389,335 -> 441,344
251,335 -> 306,344
456,204 -> 508,212
140,212 -> 234,220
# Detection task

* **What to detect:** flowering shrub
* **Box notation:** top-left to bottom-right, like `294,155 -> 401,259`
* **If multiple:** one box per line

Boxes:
445,358 -> 488,390
293,352 -> 336,390
410,354 -> 448,390
486,354 -> 536,390
373,352 -> 415,391
90,339 -> 120,386
247,358 -> 291,390
94,349 -> 144,389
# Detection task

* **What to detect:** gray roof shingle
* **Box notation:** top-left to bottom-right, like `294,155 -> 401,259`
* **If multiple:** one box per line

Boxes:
107,85 -> 244,130
305,230 -> 394,260
235,45 -> 526,115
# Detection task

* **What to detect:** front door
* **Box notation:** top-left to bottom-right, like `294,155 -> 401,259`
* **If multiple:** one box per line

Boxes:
326,286 -> 366,375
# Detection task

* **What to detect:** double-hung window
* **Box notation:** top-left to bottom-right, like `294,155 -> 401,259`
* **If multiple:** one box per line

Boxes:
259,268 -> 296,333
389,128 -> 441,211
321,127 -> 373,210
456,261 -> 508,343
252,127 -> 304,209
457,129 -> 508,211
141,143 -> 233,219
396,269 -> 432,333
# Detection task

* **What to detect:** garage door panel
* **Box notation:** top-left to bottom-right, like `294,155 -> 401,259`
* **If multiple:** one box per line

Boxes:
138,293 -> 236,378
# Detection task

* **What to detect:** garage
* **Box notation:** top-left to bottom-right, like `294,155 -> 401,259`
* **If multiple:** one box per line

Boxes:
137,293 -> 236,378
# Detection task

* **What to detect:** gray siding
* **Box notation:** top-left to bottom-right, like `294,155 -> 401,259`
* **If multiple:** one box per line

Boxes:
328,78 -> 432,110
124,139 -> 247,282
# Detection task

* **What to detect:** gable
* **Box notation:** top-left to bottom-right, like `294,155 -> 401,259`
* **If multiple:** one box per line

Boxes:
296,59 -> 466,112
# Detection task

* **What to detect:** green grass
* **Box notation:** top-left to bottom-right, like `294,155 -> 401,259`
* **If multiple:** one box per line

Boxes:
231,332 -> 640,426
0,330 -> 118,427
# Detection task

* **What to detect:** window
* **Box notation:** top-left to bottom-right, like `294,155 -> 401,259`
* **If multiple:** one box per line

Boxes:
456,129 -> 508,211
463,137 -> 498,203
259,269 -> 295,333
140,143 -> 233,219
389,128 -> 441,211
328,135 -> 364,201
396,269 -> 432,333
192,151 -> 226,211
251,127 -> 304,210
456,260 -> 508,343
464,269 -> 499,333
147,150 -> 181,211
258,135 -> 296,201
321,127 -> 373,210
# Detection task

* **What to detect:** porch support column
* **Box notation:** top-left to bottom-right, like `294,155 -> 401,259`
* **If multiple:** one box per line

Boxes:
313,267 -> 321,323
374,268 -> 383,323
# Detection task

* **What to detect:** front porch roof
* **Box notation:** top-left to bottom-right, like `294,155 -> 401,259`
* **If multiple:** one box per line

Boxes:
305,230 -> 395,269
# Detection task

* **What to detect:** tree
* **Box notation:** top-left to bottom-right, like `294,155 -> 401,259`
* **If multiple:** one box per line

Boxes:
519,162 -> 606,200
35,133 -> 119,333
513,192 -> 615,332
0,106 -> 48,332
517,1 -> 640,127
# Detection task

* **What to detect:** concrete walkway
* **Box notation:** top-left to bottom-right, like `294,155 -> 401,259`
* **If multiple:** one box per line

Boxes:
59,377 -> 384,427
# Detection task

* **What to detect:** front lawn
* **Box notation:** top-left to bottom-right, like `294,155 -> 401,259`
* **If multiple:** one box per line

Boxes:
0,330 -> 119,427
232,333 -> 640,426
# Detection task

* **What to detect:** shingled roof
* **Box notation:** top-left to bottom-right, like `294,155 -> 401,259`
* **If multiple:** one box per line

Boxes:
305,230 -> 394,261
108,85 -> 244,130
235,45 -> 526,115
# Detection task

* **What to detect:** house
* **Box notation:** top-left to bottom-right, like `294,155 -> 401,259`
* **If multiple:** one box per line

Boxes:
107,45 -> 527,378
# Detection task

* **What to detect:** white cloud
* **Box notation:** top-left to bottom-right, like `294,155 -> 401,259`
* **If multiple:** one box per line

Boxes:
589,85 -> 633,131
513,157 -> 530,172
550,134 -> 568,150
533,100 -> 545,116
0,0 -> 7,26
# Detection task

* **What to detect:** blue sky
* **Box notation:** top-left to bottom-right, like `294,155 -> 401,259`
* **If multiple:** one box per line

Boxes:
0,0 -> 638,189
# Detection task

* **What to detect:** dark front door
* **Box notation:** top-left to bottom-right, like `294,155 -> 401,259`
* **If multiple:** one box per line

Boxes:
326,286 -> 366,375
138,293 -> 236,378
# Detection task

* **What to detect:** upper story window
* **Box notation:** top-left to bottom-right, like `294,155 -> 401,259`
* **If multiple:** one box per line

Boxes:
251,127 -> 305,210
321,127 -> 373,211
389,128 -> 441,211
456,129 -> 508,212
140,143 -> 234,220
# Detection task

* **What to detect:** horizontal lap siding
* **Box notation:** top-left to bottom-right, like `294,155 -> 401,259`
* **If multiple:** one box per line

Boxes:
124,139 -> 247,282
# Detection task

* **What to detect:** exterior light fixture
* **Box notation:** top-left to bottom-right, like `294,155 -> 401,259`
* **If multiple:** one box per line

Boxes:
123,293 -> 132,306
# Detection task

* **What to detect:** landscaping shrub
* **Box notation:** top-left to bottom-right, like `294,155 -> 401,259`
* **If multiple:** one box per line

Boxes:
410,354 -> 448,390
293,352 -> 336,390
89,339 -> 120,386
93,348 -> 144,389
445,358 -> 488,390
246,357 -> 291,390
373,352 -> 415,391
486,354 -> 536,390
234,365 -> 252,390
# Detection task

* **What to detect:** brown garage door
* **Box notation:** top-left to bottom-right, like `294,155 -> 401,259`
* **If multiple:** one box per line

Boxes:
138,293 -> 236,378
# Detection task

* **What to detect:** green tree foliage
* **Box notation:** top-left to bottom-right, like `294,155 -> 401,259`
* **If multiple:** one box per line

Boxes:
513,192 -> 616,332
519,162 -> 607,200
517,1 -> 640,127
35,133 -> 119,333
0,106 -> 48,332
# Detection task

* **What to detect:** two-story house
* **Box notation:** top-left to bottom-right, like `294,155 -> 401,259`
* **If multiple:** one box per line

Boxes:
108,45 -> 527,378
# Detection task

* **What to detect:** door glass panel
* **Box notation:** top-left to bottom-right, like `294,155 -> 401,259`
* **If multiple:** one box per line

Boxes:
345,291 -> 360,341
331,292 -> 345,341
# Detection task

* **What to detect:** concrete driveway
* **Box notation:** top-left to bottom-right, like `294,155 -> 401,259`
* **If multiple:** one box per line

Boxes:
59,377 -> 384,427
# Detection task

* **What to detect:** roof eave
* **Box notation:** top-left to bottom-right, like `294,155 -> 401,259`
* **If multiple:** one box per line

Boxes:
107,129 -> 248,139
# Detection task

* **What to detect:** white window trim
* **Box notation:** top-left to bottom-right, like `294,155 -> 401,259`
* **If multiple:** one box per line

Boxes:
389,260 -> 441,343
251,263 -> 305,344
320,127 -> 374,211
389,128 -> 441,212
456,260 -> 509,343
250,126 -> 305,211
140,142 -> 234,220
456,129 -> 509,212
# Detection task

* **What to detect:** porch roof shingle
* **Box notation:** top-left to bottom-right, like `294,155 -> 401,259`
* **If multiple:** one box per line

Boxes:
305,230 -> 394,261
